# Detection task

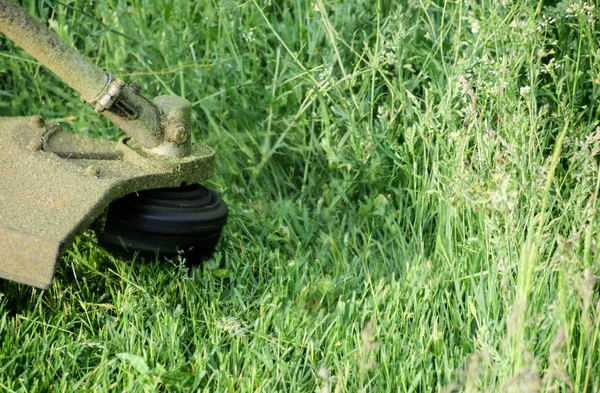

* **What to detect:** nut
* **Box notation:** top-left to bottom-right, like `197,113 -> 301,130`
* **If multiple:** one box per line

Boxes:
165,123 -> 189,145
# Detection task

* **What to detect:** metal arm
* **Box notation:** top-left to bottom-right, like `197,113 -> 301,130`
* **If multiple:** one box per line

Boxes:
0,0 -> 191,157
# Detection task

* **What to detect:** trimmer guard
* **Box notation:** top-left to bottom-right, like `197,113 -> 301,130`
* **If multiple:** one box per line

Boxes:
0,117 -> 215,289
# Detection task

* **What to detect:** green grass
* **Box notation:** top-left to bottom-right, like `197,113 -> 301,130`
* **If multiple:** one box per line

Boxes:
1,0 -> 600,391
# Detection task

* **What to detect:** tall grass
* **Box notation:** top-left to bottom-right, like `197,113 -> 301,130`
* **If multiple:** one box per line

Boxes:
1,0 -> 599,391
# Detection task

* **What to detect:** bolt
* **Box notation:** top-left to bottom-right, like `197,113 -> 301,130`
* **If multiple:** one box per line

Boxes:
30,115 -> 45,129
28,139 -> 43,152
166,123 -> 189,145
85,165 -> 100,177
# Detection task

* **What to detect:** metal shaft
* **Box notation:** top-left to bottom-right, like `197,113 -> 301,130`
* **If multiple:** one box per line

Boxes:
0,0 -> 106,102
0,0 -> 166,150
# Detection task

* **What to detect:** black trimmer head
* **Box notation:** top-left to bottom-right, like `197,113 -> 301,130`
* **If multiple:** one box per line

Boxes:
97,184 -> 228,261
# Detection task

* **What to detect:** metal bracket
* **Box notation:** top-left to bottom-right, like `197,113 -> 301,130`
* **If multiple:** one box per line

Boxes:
88,72 -> 126,113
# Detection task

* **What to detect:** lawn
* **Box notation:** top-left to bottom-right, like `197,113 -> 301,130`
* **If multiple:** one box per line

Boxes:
1,0 -> 599,391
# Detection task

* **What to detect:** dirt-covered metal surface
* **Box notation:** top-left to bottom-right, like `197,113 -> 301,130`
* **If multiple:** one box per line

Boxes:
0,117 -> 215,289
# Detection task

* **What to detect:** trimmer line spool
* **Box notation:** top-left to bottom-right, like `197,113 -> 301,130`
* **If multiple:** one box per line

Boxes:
97,184 -> 228,260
